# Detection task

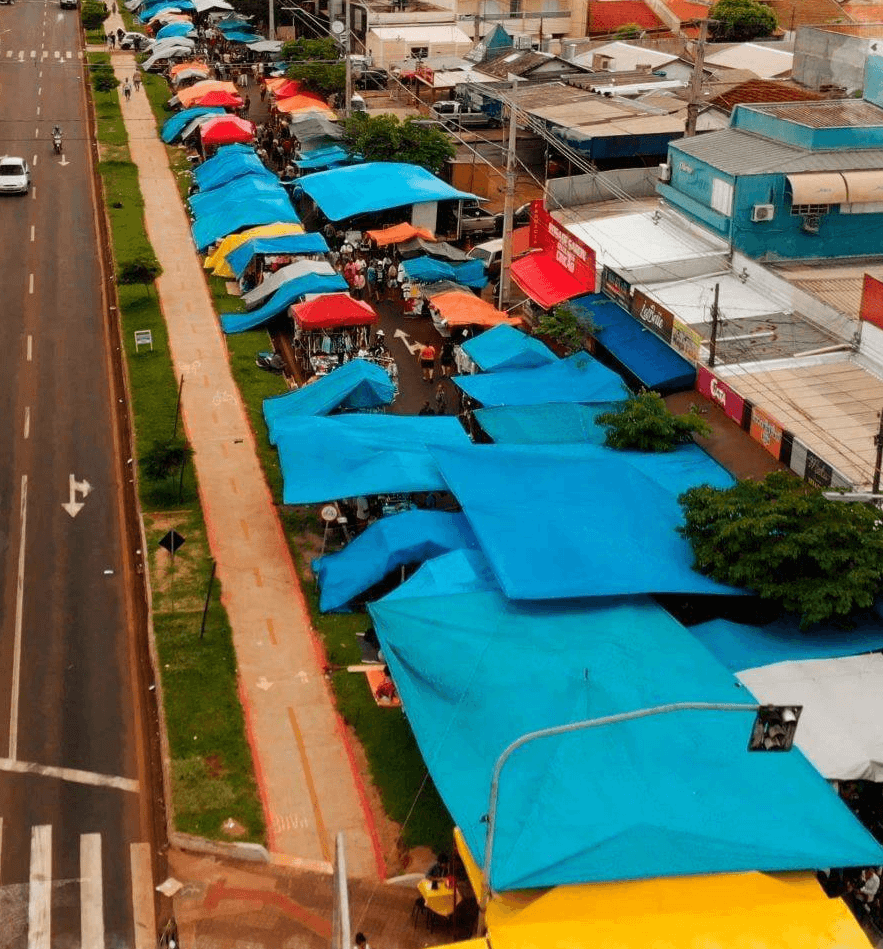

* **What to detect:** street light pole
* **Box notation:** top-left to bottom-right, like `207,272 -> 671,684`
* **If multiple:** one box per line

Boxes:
479,701 -> 801,914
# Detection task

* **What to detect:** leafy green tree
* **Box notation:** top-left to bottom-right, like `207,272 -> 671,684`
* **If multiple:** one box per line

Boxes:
709,0 -> 777,40
142,438 -> 193,481
597,390 -> 711,452
282,37 -> 345,99
679,472 -> 883,628
614,22 -> 643,38
342,114 -> 456,175
81,0 -> 109,29
118,254 -> 162,295
536,302 -> 596,355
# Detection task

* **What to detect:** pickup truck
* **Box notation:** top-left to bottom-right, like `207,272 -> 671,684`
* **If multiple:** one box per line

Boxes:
430,100 -> 499,130
459,201 -> 499,238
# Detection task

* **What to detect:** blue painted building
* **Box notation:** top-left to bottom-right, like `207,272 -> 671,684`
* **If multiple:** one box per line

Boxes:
657,55 -> 883,260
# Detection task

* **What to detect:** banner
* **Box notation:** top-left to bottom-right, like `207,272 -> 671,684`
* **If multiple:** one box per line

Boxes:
671,318 -> 702,364
631,289 -> 673,344
528,200 -> 596,292
861,274 -> 883,330
749,405 -> 784,460
697,367 -> 745,424
601,266 -> 631,310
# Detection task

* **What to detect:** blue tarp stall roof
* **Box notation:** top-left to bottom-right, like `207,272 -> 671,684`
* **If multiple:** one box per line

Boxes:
381,548 -> 499,601
454,351 -> 628,408
571,294 -> 697,394
401,256 -> 488,290
369,589 -> 883,891
220,271 -> 346,332
192,144 -> 264,190
475,402 -> 619,445
226,232 -> 330,278
189,175 -> 286,216
192,195 -> 300,251
155,21 -> 195,37
294,147 -> 351,171
311,511 -> 479,612
689,617 -> 883,673
222,30 -> 263,42
431,443 -> 737,600
161,106 -> 225,143
263,359 -> 395,436
297,162 -> 478,222
461,324 -> 557,373
273,414 -> 472,504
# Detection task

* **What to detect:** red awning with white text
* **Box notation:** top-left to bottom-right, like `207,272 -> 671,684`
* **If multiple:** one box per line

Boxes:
510,251 -> 592,310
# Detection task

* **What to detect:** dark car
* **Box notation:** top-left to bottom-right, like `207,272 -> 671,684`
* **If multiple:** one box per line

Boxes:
493,202 -> 532,235
354,68 -> 388,90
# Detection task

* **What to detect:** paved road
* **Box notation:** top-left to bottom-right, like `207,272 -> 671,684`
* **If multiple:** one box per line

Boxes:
0,3 -> 157,945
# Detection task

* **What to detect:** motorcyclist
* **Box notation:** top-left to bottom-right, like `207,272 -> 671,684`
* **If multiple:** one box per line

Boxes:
52,125 -> 62,152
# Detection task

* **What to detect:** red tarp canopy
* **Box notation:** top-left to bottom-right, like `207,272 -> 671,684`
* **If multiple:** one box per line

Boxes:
192,89 -> 243,107
200,115 -> 255,145
270,78 -> 301,99
291,293 -> 378,329
510,251 -> 592,310
429,291 -> 521,328
366,222 -> 436,246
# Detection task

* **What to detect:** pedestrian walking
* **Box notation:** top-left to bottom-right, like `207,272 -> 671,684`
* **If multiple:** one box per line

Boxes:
108,32 -> 115,48
123,78 -> 131,101
440,339 -> 455,377
133,72 -> 141,92
260,83 -> 267,102
354,932 -> 371,949
111,1 -> 116,12
418,342 -> 436,383
242,94 -> 251,115
418,401 -> 435,416
237,70 -> 249,89
434,382 -> 447,414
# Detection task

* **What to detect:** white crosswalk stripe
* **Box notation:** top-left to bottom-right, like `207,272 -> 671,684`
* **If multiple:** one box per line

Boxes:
28,825 -> 51,949
80,834 -> 104,949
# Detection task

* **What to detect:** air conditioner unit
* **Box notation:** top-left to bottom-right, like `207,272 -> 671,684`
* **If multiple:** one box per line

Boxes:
751,203 -> 775,222
802,213 -> 821,234
658,162 -> 671,182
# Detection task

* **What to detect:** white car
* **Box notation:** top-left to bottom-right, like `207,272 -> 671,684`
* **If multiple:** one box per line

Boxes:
0,156 -> 30,195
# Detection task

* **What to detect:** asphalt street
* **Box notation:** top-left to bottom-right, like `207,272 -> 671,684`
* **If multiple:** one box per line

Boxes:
0,3 -> 156,945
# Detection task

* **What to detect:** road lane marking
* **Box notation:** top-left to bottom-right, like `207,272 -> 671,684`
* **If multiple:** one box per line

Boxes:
0,757 -> 139,792
9,475 -> 27,761
80,834 -> 104,949
0,817 -> 3,884
28,825 -> 51,949
287,706 -> 332,862
28,274 -> 34,294
31,187 -> 36,201
27,335 -> 32,361
130,843 -> 155,949
24,407 -> 30,440
30,225 -> 35,242
37,86 -> 41,96
35,106 -> 40,117
32,155 -> 37,168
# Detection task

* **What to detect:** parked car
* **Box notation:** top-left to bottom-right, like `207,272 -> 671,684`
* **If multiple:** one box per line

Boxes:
467,238 -> 503,278
59,0 -> 78,9
354,68 -> 388,90
431,100 -> 498,130
459,201 -> 498,238
119,31 -> 151,50
493,202 -> 532,235
0,156 -> 30,195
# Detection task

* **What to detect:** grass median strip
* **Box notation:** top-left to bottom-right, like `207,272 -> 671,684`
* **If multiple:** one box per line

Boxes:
88,53 -> 265,845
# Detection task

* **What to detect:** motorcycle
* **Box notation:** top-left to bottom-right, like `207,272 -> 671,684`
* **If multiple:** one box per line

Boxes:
255,351 -> 285,373
52,132 -> 62,155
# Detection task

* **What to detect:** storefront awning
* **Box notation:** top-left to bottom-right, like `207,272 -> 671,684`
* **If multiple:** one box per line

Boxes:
510,251 -> 592,310
786,172 -> 847,204
842,170 -> 883,204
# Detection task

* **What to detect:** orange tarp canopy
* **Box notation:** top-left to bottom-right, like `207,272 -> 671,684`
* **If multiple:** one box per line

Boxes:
366,222 -> 436,246
275,93 -> 333,115
176,80 -> 239,108
270,79 -> 301,99
263,76 -> 290,92
430,291 -> 521,328
170,59 -> 209,76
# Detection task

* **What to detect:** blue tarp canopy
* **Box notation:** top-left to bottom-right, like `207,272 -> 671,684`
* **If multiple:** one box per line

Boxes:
572,294 -> 697,394
690,617 -> 883,672
263,360 -> 395,435
312,511 -> 479,611
193,145 -> 268,190
222,29 -> 262,42
382,548 -> 499,601
401,256 -> 488,290
475,402 -> 620,444
274,414 -> 471,503
454,352 -> 628,408
189,175 -> 285,216
220,271 -> 347,332
369,589 -> 883,890
294,146 -> 351,171
217,19 -> 257,32
226,232 -> 329,277
139,0 -> 194,18
432,443 -> 737,599
297,162 -> 477,222
161,106 -> 225,143
192,196 -> 300,252
461,324 -> 557,373
155,21 -> 195,38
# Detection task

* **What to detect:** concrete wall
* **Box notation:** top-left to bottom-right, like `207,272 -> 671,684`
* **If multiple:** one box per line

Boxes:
366,32 -> 473,68
548,167 -> 660,205
793,27 -> 875,93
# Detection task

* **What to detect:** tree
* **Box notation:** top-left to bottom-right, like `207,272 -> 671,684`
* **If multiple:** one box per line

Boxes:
679,471 -> 883,628
709,0 -> 777,41
614,22 -> 643,38
341,114 -> 456,175
536,302 -> 596,355
118,254 -> 162,295
597,390 -> 711,452
90,61 -> 119,92
81,0 -> 109,29
142,438 -> 193,481
282,37 -> 345,99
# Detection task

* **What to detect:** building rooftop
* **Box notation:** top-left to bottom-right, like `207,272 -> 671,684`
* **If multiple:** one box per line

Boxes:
770,259 -> 883,319
477,50 -> 576,79
801,22 -> 883,35
570,40 -> 678,72
768,0 -> 848,30
704,43 -> 794,79
708,78 -> 824,114
671,126 -> 883,174
663,0 -> 710,22
586,0 -> 665,34
747,98 -> 883,127
369,24 -> 472,42
840,2 -> 883,21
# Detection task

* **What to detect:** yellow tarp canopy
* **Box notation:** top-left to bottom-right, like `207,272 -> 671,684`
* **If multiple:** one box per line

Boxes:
204,222 -> 304,277
452,828 -> 867,949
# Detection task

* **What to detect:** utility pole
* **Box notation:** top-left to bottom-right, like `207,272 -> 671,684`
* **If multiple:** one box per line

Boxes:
873,411 -> 883,493
344,0 -> 353,118
268,0 -> 275,40
708,282 -> 720,368
685,17 -> 709,137
498,76 -> 518,311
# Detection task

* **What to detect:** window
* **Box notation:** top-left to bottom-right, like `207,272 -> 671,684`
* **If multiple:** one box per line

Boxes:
838,203 -> 883,215
790,203 -> 831,216
509,0 -> 522,15
410,46 -> 428,58
710,177 -> 733,217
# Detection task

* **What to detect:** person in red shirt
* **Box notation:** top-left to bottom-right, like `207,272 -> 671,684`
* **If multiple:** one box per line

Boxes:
419,343 -> 436,382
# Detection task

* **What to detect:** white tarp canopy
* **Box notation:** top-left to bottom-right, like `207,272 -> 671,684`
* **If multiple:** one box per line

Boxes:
739,652 -> 883,782
241,259 -> 336,309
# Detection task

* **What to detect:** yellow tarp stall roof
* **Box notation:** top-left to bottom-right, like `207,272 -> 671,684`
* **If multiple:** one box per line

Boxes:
204,222 -> 304,277
453,828 -> 867,949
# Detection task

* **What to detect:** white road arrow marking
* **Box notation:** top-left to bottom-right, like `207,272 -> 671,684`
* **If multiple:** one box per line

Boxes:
59,154 -> 69,167
61,474 -> 92,518
393,328 -> 422,356
256,676 -> 273,691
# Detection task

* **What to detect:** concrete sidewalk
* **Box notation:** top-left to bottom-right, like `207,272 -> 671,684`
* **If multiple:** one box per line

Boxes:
103,42 -> 381,878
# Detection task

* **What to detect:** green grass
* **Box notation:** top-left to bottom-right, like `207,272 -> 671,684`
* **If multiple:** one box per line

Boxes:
89,55 -> 266,844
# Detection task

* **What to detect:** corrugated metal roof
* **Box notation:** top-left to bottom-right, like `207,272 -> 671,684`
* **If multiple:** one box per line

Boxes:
710,79 -> 823,114
749,99 -> 883,128
704,43 -> 793,79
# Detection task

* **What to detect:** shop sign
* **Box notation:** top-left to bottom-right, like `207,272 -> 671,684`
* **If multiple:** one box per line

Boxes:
749,405 -> 784,460
697,366 -> 744,424
803,448 -> 833,488
631,289 -> 673,344
528,200 -> 596,292
671,318 -> 701,364
601,266 -> 631,309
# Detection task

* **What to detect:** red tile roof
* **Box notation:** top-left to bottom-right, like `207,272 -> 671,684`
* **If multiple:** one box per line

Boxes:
767,0 -> 851,29
709,78 -> 824,113
587,0 -> 665,34
841,3 -> 883,21
664,0 -> 711,21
